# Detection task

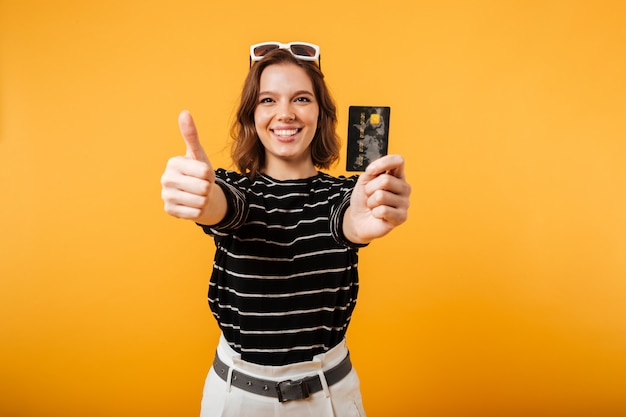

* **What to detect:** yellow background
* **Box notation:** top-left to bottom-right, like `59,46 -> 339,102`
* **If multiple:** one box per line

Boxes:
1,1 -> 625,416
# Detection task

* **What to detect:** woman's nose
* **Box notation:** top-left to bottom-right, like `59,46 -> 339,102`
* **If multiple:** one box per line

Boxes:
277,103 -> 295,121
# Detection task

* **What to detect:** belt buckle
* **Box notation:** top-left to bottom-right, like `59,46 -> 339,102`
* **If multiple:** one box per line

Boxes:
275,379 -> 310,403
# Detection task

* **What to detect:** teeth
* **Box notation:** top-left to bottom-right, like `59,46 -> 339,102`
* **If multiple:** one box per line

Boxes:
274,129 -> 298,137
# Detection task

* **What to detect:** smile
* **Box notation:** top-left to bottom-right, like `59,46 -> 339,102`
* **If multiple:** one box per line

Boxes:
272,128 -> 301,137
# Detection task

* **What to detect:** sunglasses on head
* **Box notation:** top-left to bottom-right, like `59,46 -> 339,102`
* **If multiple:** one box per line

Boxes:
249,41 -> 321,69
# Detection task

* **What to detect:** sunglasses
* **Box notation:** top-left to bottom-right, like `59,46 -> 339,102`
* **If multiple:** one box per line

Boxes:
249,41 -> 321,68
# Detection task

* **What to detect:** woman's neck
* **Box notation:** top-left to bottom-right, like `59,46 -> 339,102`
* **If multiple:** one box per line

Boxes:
262,157 -> 318,180
261,155 -> 317,180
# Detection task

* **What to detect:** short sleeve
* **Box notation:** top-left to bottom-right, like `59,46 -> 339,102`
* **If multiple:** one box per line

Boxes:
329,175 -> 369,249
197,169 -> 249,235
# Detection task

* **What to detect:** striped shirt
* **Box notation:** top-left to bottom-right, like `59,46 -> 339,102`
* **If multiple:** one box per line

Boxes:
199,169 -> 365,366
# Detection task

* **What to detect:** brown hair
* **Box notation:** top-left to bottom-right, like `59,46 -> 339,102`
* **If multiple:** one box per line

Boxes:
230,48 -> 340,178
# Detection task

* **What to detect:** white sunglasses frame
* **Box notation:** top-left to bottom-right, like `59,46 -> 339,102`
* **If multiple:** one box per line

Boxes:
249,41 -> 320,62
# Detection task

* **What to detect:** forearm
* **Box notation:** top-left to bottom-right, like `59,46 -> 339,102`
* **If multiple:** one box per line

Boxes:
341,206 -> 372,245
195,182 -> 229,226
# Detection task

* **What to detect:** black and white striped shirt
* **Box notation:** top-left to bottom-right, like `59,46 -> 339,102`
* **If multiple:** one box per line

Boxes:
199,169 -> 365,366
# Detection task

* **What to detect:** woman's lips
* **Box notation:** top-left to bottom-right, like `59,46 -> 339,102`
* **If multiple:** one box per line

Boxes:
273,128 -> 300,137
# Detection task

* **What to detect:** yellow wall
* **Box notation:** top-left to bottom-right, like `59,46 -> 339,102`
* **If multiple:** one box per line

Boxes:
1,1 -> 625,416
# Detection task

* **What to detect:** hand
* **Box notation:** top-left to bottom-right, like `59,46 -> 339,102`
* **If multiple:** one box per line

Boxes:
344,155 -> 411,243
160,111 -> 225,224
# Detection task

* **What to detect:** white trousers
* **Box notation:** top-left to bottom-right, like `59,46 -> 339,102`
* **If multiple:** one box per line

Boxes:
200,335 -> 366,417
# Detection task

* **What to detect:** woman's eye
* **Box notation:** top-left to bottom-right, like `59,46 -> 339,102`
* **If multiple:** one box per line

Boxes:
259,97 -> 274,104
295,97 -> 311,102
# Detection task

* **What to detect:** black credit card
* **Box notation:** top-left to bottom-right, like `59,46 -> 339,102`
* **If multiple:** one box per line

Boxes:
346,106 -> 390,171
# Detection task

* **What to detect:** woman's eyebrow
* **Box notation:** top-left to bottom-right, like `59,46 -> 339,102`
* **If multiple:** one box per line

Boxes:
258,89 -> 315,96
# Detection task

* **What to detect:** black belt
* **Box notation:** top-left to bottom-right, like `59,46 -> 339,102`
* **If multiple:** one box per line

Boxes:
212,351 -> 352,403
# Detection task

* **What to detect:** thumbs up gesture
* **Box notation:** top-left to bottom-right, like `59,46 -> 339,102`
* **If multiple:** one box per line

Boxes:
160,111 -> 227,225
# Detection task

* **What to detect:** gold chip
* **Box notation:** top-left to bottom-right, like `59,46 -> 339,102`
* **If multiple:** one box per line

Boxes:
370,114 -> 380,125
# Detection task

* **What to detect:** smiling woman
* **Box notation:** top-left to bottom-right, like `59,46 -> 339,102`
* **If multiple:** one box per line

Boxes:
159,46 -> 411,417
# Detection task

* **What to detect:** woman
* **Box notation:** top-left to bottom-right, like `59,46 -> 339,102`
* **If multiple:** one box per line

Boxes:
161,42 -> 411,417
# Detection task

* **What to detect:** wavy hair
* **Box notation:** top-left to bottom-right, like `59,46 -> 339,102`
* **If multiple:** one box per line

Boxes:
230,48 -> 340,178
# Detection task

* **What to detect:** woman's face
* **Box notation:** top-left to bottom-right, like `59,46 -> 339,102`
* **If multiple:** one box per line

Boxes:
254,63 -> 319,173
